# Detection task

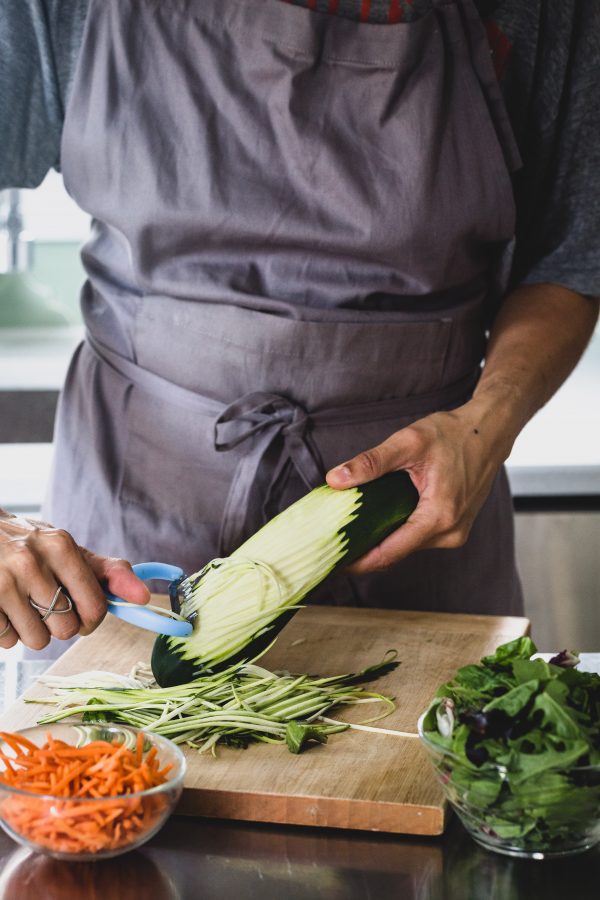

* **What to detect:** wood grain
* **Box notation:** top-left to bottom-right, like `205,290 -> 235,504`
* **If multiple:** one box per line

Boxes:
1,605 -> 529,835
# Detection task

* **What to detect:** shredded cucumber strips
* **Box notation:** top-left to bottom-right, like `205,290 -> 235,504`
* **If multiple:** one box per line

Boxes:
28,655 -> 406,754
171,486 -> 362,668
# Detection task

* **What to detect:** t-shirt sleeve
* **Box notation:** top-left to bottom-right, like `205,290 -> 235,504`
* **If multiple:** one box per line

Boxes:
511,2 -> 600,298
0,0 -> 63,189
0,0 -> 87,190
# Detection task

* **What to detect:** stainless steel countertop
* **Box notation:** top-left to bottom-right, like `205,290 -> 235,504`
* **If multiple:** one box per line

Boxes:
0,811 -> 599,900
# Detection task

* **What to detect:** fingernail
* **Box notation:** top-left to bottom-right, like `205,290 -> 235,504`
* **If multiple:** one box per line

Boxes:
332,465 -> 352,483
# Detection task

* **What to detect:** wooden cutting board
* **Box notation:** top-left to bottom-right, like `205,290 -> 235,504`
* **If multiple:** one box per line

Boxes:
1,606 -> 529,835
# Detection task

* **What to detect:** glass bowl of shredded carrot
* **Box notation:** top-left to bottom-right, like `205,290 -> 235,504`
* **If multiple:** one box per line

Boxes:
0,724 -> 186,861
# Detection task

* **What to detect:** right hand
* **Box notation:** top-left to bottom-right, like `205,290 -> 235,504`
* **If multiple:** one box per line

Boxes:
0,509 -> 150,651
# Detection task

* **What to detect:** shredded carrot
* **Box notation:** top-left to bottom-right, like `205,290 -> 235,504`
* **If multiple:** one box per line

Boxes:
0,731 -> 173,855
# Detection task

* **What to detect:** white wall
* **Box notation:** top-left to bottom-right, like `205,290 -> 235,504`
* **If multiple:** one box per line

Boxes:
19,171 -> 89,242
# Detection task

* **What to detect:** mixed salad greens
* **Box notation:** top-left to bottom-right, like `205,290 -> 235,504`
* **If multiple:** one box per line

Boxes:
421,637 -> 600,853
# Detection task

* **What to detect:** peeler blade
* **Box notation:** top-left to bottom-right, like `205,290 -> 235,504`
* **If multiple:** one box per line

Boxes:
105,562 -> 194,636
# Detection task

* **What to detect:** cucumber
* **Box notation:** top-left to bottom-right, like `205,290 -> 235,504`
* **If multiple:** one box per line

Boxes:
151,471 -> 418,687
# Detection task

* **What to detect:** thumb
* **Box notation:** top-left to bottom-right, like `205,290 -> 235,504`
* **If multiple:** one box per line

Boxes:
347,503 -> 435,574
326,433 -> 411,490
82,551 -> 151,605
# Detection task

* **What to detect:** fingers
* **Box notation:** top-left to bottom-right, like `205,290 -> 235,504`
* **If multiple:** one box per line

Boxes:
0,607 -> 18,650
3,540 -> 80,644
326,428 -> 431,572
327,430 -> 420,490
348,498 -> 469,575
0,568 -> 51,651
347,455 -> 486,575
325,411 -> 499,574
31,531 -> 109,637
82,552 -> 151,606
26,563 -> 81,643
0,515 -> 147,648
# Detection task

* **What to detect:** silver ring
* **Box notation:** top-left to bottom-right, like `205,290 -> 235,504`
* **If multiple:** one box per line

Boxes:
0,613 -> 11,638
29,586 -> 73,622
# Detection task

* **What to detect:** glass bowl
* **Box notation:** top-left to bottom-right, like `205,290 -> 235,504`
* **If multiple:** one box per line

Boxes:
418,713 -> 600,859
0,724 -> 186,861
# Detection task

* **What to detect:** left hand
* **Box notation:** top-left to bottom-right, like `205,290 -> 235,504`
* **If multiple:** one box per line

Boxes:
0,511 -> 150,650
326,399 -> 511,574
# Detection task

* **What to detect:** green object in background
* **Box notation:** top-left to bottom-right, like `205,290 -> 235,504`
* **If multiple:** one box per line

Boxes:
0,271 -> 71,327
30,241 -> 84,325
0,242 -> 84,327
1,188 -> 84,327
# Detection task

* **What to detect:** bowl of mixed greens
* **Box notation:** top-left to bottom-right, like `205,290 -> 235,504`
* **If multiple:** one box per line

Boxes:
418,637 -> 600,859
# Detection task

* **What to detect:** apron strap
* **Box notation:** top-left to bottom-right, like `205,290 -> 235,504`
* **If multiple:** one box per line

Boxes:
85,333 -> 480,556
457,0 -> 522,174
215,392 -> 325,555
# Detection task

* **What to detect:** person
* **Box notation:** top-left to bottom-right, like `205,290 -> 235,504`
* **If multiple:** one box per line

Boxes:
0,0 -> 598,653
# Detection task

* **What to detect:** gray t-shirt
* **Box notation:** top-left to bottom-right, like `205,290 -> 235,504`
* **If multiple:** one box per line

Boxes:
1,0 -> 599,296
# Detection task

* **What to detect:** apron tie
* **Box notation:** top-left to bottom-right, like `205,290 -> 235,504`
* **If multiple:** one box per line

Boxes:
84,334 -> 481,558
215,392 -> 325,556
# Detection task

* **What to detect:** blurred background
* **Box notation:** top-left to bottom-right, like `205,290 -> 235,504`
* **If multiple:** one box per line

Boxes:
1,175 -> 599,709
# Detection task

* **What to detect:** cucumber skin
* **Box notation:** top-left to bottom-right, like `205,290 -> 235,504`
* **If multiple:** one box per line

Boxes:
152,471 -> 418,687
151,609 -> 298,687
151,634 -> 208,687
341,470 -> 418,567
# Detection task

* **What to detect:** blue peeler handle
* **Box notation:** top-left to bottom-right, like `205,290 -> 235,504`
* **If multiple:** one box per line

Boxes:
105,562 -> 193,637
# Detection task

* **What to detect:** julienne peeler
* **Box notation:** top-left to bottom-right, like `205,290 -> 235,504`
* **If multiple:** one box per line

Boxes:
105,562 -> 194,637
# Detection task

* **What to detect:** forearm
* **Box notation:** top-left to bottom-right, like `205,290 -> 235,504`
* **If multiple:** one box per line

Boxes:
468,283 -> 600,462
326,282 -> 599,570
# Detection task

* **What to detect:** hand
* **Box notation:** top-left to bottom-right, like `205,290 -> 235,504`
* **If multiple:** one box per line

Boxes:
331,284 -> 600,575
0,510 -> 150,651
326,399 -> 512,574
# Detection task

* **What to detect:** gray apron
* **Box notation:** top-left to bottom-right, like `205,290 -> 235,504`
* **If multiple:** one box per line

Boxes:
47,0 -> 524,615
